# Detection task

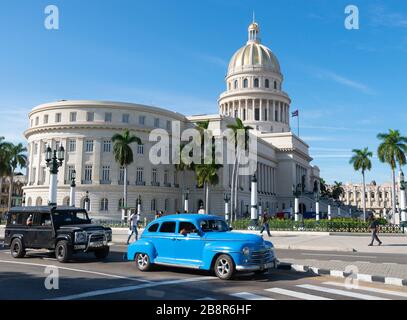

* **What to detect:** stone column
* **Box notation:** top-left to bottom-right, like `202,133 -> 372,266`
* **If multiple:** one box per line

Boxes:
93,139 -> 101,185
76,138 -> 84,184
259,99 -> 263,121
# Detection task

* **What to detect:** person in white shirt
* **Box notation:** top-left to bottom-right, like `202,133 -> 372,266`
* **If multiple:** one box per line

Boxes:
127,211 -> 140,244
198,205 -> 205,214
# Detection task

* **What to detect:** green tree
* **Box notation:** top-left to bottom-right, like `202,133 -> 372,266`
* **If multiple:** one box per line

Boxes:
319,178 -> 330,198
331,181 -> 344,200
377,129 -> 407,222
195,163 -> 220,214
6,143 -> 27,210
226,118 -> 253,222
0,137 -> 12,209
112,129 -> 141,217
350,148 -> 373,221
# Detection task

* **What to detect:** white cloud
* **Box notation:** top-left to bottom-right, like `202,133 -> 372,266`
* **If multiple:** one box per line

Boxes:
369,5 -> 407,28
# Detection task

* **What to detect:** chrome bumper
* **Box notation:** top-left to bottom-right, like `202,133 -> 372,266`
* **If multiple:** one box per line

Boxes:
236,258 -> 278,271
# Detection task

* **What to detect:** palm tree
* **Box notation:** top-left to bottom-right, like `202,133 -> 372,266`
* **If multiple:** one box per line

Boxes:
350,148 -> 373,221
195,163 -> 220,214
331,181 -> 344,200
319,178 -> 330,198
0,137 -> 12,206
226,118 -> 253,222
112,129 -> 141,217
6,143 -> 27,210
377,129 -> 407,223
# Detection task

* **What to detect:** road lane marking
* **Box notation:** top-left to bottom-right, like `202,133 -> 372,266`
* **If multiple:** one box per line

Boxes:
52,276 -> 217,300
297,284 -> 389,300
230,292 -> 274,300
0,259 -> 151,283
323,282 -> 407,298
265,288 -> 331,300
300,253 -> 377,259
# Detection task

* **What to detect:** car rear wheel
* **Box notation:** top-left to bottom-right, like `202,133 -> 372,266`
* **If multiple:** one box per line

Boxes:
214,254 -> 234,280
94,247 -> 110,259
135,253 -> 151,271
55,240 -> 72,263
10,238 -> 25,258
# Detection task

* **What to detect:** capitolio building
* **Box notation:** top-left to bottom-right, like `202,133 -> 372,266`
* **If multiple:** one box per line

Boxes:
23,21 -> 321,221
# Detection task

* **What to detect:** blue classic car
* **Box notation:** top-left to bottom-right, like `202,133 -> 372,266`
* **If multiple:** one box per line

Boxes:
127,214 -> 278,280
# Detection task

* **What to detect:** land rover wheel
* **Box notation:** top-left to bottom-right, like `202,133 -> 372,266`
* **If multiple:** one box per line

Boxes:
94,247 -> 110,259
55,240 -> 72,263
214,254 -> 235,280
10,238 -> 25,258
135,253 -> 151,271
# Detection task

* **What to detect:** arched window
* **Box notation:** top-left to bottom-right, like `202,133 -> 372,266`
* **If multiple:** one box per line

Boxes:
254,78 -> 259,88
274,81 -> 277,89
100,198 -> 109,211
265,79 -> 270,88
151,199 -> 157,211
164,199 -> 169,211
63,197 -> 70,206
234,80 -> 238,89
243,78 -> 248,88
36,197 -> 43,206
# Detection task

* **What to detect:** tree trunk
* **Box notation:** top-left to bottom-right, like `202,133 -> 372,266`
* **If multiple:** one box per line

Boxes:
362,172 -> 366,222
391,169 -> 397,224
205,182 -> 209,214
7,171 -> 14,210
234,147 -> 242,222
0,176 -> 3,206
230,158 -> 237,222
124,166 -> 128,208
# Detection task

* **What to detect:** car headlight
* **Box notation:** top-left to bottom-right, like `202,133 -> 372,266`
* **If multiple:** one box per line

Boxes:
242,247 -> 250,257
75,231 -> 87,243
105,230 -> 112,242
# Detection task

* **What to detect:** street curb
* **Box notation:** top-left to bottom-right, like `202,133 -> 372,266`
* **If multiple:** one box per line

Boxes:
277,261 -> 407,287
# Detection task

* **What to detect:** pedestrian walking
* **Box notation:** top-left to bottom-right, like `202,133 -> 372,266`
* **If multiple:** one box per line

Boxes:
198,205 -> 205,214
368,215 -> 382,246
127,211 -> 140,244
260,211 -> 272,237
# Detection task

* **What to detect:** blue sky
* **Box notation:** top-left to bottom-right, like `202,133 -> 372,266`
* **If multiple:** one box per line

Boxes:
0,0 -> 406,184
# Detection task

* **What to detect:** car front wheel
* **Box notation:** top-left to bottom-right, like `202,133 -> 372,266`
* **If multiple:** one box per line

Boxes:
10,238 -> 25,258
55,240 -> 72,263
94,247 -> 110,259
135,253 -> 151,271
214,254 -> 235,280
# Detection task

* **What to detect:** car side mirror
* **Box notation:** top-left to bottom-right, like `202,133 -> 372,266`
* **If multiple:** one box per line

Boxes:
229,227 -> 233,231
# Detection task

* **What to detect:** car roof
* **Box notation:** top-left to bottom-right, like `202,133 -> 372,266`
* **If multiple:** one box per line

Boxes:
153,214 -> 223,223
7,206 -> 86,214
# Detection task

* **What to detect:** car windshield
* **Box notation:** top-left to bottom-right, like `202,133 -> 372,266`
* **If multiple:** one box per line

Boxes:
52,211 -> 91,226
199,219 -> 229,232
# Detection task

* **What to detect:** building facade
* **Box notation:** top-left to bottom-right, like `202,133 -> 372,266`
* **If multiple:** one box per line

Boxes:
0,175 -> 26,216
23,21 -> 320,221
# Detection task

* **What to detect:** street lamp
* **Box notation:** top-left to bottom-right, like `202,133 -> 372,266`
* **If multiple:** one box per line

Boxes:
314,189 -> 320,221
224,193 -> 230,223
399,171 -> 407,226
249,175 -> 258,229
22,192 -> 26,207
45,145 -> 65,206
84,190 -> 90,212
293,183 -> 301,222
184,188 -> 190,213
69,170 -> 76,207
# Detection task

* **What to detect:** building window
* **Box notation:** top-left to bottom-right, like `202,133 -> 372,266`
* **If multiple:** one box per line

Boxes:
39,167 -> 46,184
86,112 -> 94,122
118,198 -> 124,211
100,198 -> 109,211
102,166 -> 110,182
254,108 -> 260,121
151,199 -> 157,211
152,168 -> 158,183
243,78 -> 248,88
122,114 -> 129,123
274,81 -> 277,90
35,117 -> 39,126
264,108 -> 268,121
164,170 -> 169,185
234,80 -> 238,89
105,112 -> 112,122
43,115 -> 49,124
243,109 -> 246,121
136,167 -> 144,183
166,120 -> 172,131
103,140 -> 111,153
67,166 -> 75,181
137,143 -> 144,155
265,79 -> 270,88
254,78 -> 259,88
84,165 -> 93,182
68,139 -> 76,152
139,115 -> 146,125
119,167 -> 125,183
70,112 -> 77,122
164,199 -> 169,211
174,172 -> 178,186
275,109 -> 278,121
85,140 -> 94,153
55,113 -> 62,123
154,118 -> 160,128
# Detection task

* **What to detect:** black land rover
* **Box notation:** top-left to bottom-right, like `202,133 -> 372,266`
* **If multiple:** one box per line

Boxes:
4,206 -> 112,263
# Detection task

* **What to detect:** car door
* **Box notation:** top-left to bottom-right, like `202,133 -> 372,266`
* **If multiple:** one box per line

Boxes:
22,212 -> 37,248
154,221 -> 177,263
34,212 -> 54,249
173,221 -> 205,267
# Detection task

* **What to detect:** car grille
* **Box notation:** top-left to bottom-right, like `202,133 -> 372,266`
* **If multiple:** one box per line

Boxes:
88,233 -> 105,242
248,248 -> 273,264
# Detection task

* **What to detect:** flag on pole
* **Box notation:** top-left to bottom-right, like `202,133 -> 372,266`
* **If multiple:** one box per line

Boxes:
292,110 -> 299,117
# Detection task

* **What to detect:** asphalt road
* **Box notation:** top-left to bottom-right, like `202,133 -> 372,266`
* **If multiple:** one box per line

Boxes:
1,244 -> 407,300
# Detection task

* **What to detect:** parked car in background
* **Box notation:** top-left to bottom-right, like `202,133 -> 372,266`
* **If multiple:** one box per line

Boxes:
127,214 -> 278,280
4,206 -> 112,262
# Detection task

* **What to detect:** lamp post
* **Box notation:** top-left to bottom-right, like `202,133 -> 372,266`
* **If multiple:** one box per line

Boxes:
399,171 -> 407,226
249,175 -> 258,229
224,193 -> 230,223
22,192 -> 26,207
84,190 -> 90,212
137,195 -> 142,215
69,169 -> 76,207
314,190 -> 320,221
328,204 -> 332,220
45,145 -> 65,206
293,184 -> 301,222
184,188 -> 190,213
